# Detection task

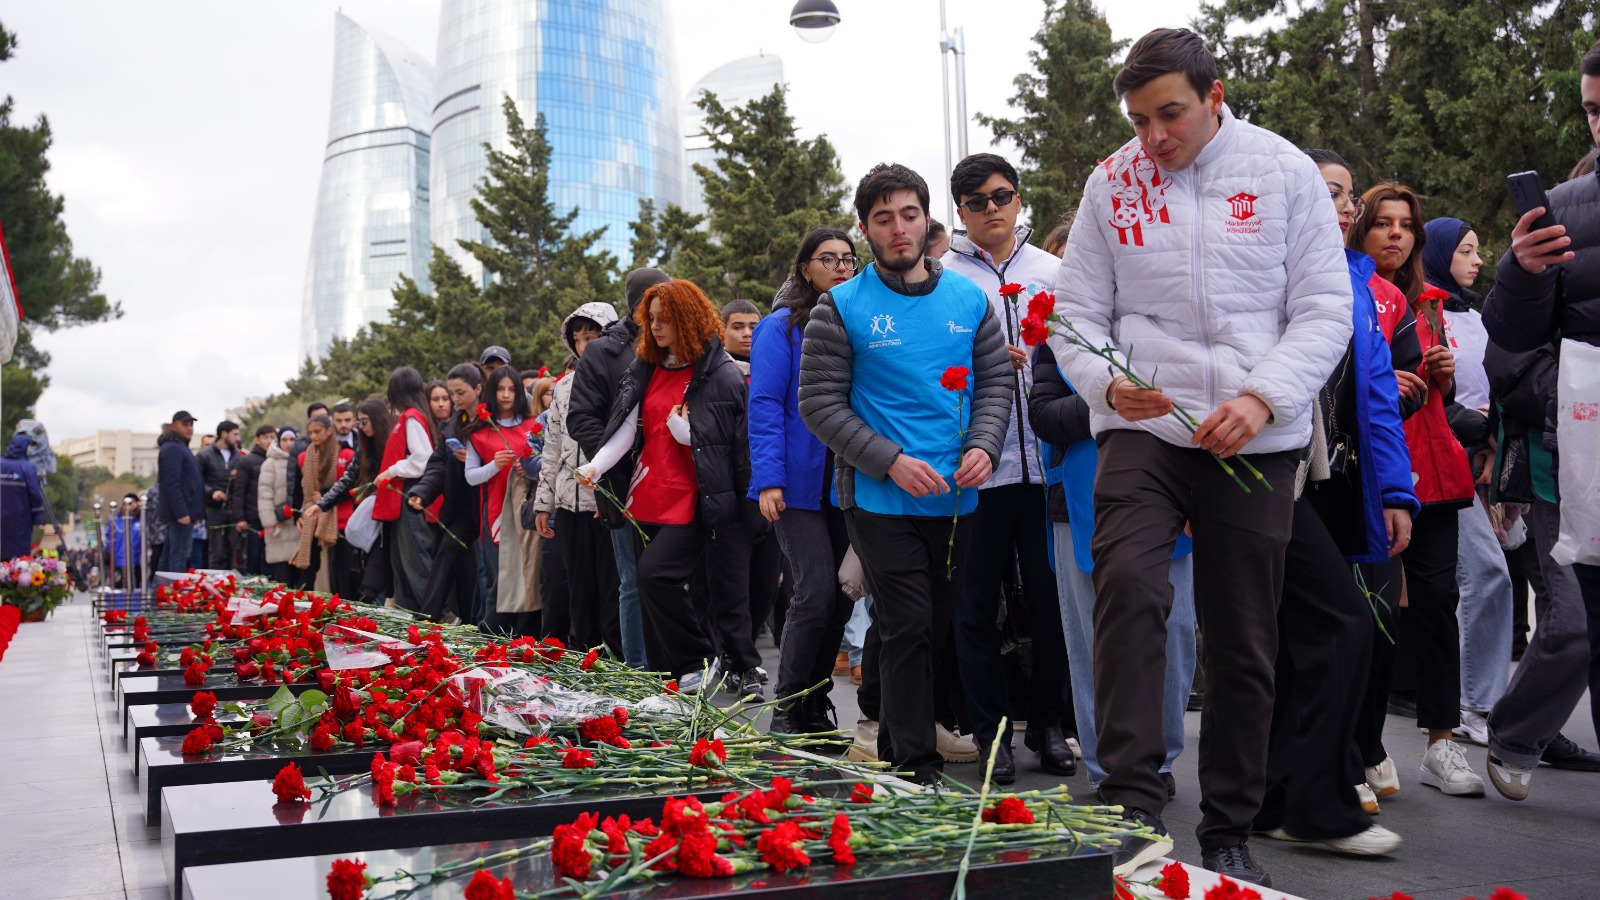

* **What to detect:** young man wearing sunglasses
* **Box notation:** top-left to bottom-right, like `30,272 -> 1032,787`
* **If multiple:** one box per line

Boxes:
940,153 -> 1077,783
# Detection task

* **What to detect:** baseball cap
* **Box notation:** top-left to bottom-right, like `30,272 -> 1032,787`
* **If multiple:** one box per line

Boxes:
171,410 -> 196,424
479,346 -> 512,367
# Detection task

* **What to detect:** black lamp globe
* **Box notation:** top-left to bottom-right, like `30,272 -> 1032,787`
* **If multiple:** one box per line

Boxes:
789,0 -> 841,44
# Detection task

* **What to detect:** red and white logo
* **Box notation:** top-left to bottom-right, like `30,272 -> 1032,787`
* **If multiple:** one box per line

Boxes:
1100,147 -> 1172,247
1225,191 -> 1262,235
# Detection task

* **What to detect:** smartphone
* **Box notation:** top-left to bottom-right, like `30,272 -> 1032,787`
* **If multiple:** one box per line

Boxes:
444,437 -> 464,453
1507,171 -> 1557,232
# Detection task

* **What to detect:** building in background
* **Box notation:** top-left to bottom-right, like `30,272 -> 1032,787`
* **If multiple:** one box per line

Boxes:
682,53 -> 784,221
431,0 -> 686,280
299,13 -> 435,361
52,431 -> 162,479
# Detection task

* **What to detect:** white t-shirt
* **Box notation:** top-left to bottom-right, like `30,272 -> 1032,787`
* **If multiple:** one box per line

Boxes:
1442,307 -> 1490,411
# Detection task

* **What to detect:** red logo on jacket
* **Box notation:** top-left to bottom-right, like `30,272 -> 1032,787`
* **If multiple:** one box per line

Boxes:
1225,192 -> 1263,235
1101,147 -> 1172,247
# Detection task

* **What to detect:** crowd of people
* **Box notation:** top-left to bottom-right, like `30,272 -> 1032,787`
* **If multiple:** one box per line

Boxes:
129,28 -> 1600,889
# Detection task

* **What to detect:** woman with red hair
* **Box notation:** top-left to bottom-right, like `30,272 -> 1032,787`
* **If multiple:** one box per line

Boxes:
579,280 -> 762,697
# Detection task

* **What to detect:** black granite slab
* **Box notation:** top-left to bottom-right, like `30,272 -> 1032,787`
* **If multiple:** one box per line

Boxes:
120,674 -> 313,736
178,820 -> 1114,900
113,660 -> 237,691
160,777 -> 769,898
140,737 -> 376,826
127,704 -> 250,771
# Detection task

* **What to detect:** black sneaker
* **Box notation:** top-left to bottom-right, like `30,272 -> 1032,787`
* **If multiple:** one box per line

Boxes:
731,668 -> 765,700
1540,733 -> 1600,771
1111,807 -> 1173,876
1202,842 -> 1272,887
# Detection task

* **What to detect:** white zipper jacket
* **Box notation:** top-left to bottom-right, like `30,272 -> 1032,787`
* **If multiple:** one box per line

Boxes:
1048,105 -> 1353,454
942,228 -> 1058,488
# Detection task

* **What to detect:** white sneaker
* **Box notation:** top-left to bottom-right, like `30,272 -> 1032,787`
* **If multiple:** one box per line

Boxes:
848,719 -> 879,763
1454,709 -> 1490,746
937,724 -> 980,763
1420,739 -> 1485,796
1486,750 -> 1533,801
1324,824 -> 1403,856
1364,756 -> 1400,797
1354,782 -> 1381,815
678,659 -> 721,693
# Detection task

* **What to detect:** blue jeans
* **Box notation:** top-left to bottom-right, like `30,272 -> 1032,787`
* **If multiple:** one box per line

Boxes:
1457,493 -> 1512,713
609,526 -> 647,668
161,521 -> 194,575
842,595 -> 873,667
1053,521 -> 1195,786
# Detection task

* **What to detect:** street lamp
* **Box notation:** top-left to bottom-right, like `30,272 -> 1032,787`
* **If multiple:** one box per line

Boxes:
788,0 -> 841,44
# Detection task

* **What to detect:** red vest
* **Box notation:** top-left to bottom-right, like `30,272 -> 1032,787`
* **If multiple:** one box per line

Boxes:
467,417 -> 536,543
373,408 -> 442,522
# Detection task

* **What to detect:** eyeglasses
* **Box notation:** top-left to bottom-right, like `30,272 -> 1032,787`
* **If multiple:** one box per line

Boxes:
809,253 -> 859,271
1329,187 -> 1364,215
355,417 -> 370,427
960,188 -> 1019,213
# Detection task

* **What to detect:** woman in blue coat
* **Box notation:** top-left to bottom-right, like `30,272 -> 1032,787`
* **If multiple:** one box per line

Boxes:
751,226 -> 859,734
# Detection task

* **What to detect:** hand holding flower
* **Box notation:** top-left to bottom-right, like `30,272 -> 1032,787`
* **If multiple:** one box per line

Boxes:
1108,376 -> 1174,422
952,448 -> 992,489
1192,394 -> 1272,459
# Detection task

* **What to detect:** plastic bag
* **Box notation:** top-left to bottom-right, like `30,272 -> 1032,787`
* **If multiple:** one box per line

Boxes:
1552,338 -> 1600,565
446,666 -> 687,737
345,495 -> 380,552
320,622 -> 420,670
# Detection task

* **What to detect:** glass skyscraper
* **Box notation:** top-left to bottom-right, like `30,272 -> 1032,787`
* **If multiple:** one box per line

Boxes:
683,54 -> 784,220
299,13 -> 435,362
432,0 -> 686,280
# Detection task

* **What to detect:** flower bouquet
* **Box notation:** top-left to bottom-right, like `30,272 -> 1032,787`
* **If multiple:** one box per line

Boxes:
0,551 -> 73,620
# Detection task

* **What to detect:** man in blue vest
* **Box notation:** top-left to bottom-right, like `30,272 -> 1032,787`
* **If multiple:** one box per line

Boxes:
800,163 -> 1014,783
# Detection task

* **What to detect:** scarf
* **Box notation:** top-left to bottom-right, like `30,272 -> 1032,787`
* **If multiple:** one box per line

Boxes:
291,440 -> 341,569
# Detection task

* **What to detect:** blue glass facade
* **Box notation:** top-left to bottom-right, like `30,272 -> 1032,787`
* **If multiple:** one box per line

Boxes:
432,0 -> 685,281
300,13 -> 435,361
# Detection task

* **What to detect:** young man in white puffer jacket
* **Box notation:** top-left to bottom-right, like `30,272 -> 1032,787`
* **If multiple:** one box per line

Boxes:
1048,28 -> 1352,887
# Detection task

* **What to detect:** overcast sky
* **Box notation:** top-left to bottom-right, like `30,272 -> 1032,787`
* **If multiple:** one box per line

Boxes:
6,0 -> 1202,440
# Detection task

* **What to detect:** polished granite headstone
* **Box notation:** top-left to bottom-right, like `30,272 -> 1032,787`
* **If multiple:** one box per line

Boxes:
127,704 -> 250,770
139,737 -> 376,825
160,777 -> 760,894
120,674 -> 313,734
179,829 -> 1113,900
113,660 -> 237,691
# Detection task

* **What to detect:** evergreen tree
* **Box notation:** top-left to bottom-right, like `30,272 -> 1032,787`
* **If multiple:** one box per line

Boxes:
977,0 -> 1128,242
0,22 -> 121,432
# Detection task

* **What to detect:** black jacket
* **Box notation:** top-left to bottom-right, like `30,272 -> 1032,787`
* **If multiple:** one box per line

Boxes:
1026,342 -> 1093,460
602,337 -> 751,536
286,434 -> 312,511
1484,167 -> 1600,352
570,316 -> 641,528
406,417 -> 479,539
155,430 -> 204,525
316,441 -> 366,512
231,446 -> 268,529
195,444 -> 239,521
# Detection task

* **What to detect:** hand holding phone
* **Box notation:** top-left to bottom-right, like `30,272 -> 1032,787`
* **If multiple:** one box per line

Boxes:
445,437 -> 464,453
1507,171 -> 1574,275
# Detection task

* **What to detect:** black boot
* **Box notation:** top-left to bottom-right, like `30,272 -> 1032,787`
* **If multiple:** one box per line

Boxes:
800,692 -> 839,734
1024,724 -> 1077,776
990,741 -> 1016,784
768,698 -> 804,735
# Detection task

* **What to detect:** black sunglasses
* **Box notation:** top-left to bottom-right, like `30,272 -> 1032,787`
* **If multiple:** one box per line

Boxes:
960,188 -> 1018,213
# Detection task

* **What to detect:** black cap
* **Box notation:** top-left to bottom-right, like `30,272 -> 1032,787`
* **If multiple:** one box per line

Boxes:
171,410 -> 196,424
479,345 -> 512,367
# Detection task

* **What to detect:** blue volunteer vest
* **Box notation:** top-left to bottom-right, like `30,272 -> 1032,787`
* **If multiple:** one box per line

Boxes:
830,263 -> 991,517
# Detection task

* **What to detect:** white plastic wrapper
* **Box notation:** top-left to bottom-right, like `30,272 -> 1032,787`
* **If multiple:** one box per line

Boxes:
446,666 -> 688,736
1552,338 -> 1600,566
320,622 -> 421,670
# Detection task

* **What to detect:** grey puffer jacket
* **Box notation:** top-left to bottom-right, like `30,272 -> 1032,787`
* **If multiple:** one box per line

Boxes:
536,301 -> 620,516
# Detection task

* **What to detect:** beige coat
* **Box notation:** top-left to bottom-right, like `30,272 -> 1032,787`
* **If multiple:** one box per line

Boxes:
256,444 -> 299,565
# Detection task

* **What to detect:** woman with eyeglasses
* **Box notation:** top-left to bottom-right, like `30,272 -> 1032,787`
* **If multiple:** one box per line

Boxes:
752,227 -> 861,733
1348,181 -> 1481,800
407,364 -> 486,623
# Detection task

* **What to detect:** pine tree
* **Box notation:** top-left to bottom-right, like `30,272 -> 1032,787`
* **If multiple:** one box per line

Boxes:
977,0 -> 1128,243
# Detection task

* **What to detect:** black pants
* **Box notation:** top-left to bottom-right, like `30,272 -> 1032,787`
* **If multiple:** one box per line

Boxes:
1090,430 -> 1297,849
845,508 -> 973,782
1396,506 -> 1462,730
556,508 -> 620,655
241,531 -> 266,576
1256,498 -> 1374,840
206,514 -> 237,569
265,560 -> 292,585
1355,559 -> 1402,768
749,517 -> 783,644
636,517 -> 758,677
329,537 -> 362,602
419,524 -> 476,621
541,527 -> 572,644
955,482 -> 1071,748
772,503 -> 853,705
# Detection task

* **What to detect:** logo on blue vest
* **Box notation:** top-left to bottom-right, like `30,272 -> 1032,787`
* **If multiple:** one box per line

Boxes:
947,321 -> 972,334
869,314 -> 896,337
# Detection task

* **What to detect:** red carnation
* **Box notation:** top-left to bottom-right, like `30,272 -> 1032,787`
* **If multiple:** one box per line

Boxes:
580,715 -> 625,747
998,282 -> 1024,297
1157,860 -> 1190,898
475,403 -> 491,421
389,740 -> 424,767
325,858 -> 368,900
827,812 -> 856,866
234,661 -> 259,680
530,421 -> 544,437
1417,287 -> 1451,305
757,820 -> 811,873
344,719 -> 367,746
688,737 -> 726,768
1204,877 -> 1262,900
136,650 -> 156,667
104,610 -> 127,624
981,796 -> 1035,824
272,762 -> 312,803
1027,289 -> 1055,322
183,662 -> 209,685
537,365 -> 549,378
282,504 -> 295,520
850,782 -> 875,804
612,706 -> 628,727
190,691 -> 218,719
310,723 -> 336,752
676,827 -> 734,878
1488,891 -> 1527,900
663,680 -> 679,693
562,747 -> 596,769
1020,315 -> 1050,347
180,726 -> 214,756
580,648 -> 600,670
463,869 -> 516,900
551,812 -> 599,880
939,366 -> 970,392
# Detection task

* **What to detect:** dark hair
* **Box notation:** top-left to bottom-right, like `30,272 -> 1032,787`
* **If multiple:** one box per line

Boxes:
950,152 -> 1019,201
562,353 -> 579,373
331,402 -> 352,415
355,395 -> 391,486
721,298 -> 760,322
385,366 -> 436,445
1303,148 -> 1350,171
306,413 -> 334,433
853,163 -> 930,225
446,362 -> 484,387
1349,181 -> 1428,304
1114,28 -> 1219,100
782,227 -> 857,337
634,280 -> 725,366
216,420 -> 239,437
518,369 -> 541,383
1570,148 -> 1598,181
1583,37 -> 1600,77
927,219 -> 947,240
485,365 -> 533,420
1041,213 -> 1075,257
254,424 -> 278,439
306,402 -> 329,417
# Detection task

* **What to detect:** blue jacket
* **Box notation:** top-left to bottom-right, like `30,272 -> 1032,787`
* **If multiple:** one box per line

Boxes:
109,516 -> 142,567
1342,250 -> 1422,563
1,434 -> 45,559
747,307 -> 829,509
156,430 -> 205,525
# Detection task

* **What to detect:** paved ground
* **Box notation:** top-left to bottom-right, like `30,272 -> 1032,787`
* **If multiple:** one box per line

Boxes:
3,597 -> 1598,899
